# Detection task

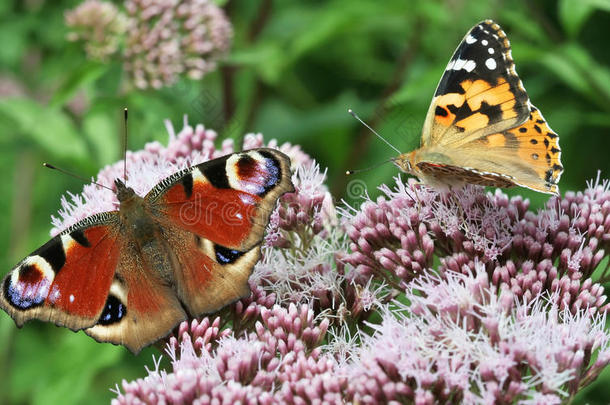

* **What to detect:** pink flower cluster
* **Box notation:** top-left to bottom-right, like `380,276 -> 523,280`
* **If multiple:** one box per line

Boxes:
112,267 -> 610,404
345,268 -> 610,404
65,0 -> 232,88
65,0 -> 128,60
112,304 -> 338,404
53,117 -> 610,403
343,177 -> 610,315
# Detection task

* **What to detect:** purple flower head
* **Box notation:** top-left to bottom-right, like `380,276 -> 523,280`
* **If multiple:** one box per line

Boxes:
65,0 -> 128,61
342,177 -> 610,314
112,304 -> 341,404
265,162 -> 336,248
124,0 -> 232,88
342,179 -> 517,284
65,0 -> 232,88
343,267 -> 610,404
253,228 -> 348,311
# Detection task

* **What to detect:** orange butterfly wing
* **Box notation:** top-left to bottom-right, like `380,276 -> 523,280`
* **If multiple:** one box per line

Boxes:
395,20 -> 563,194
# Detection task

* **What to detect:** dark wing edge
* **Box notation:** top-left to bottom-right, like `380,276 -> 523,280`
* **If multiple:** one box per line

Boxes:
0,212 -> 121,331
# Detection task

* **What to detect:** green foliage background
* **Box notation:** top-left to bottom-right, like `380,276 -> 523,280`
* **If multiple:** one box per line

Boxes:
0,0 -> 609,403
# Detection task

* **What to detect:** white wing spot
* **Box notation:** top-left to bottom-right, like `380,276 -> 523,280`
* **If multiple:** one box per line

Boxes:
49,285 -> 60,304
466,34 -> 477,44
488,48 -> 494,54
453,59 -> 466,70
109,281 -> 127,304
482,39 -> 488,46
447,58 -> 476,72
485,58 -> 497,70
69,294 -> 75,303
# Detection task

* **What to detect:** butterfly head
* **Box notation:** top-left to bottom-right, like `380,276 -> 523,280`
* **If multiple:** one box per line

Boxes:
393,151 -> 417,175
114,179 -> 136,202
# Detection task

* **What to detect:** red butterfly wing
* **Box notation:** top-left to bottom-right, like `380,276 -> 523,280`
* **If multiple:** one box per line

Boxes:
163,225 -> 262,317
85,248 -> 187,354
147,148 -> 293,316
1,209 -> 188,353
148,148 -> 294,250
0,213 -> 121,330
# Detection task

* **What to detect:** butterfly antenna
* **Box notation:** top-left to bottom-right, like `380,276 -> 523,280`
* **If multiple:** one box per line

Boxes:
348,108 -> 401,154
346,158 -> 395,175
43,163 -> 113,191
123,108 -> 128,184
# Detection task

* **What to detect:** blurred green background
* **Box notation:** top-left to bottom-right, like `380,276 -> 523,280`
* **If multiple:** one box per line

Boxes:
1,0 -> 609,403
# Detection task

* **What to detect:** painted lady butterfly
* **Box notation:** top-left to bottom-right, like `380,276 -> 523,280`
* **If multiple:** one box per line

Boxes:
395,20 -> 563,194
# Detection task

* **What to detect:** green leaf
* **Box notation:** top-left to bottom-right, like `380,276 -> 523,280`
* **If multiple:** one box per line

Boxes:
0,98 -> 88,162
0,18 -> 30,68
559,0 -> 595,37
83,111 -> 120,166
50,61 -> 108,108
540,43 -> 610,109
10,328 -> 122,405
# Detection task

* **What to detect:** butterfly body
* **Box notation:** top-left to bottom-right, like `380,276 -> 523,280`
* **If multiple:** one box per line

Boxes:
394,20 -> 563,194
1,148 -> 293,353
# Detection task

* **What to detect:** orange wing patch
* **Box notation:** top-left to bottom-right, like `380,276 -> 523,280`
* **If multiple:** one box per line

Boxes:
511,106 -> 562,187
434,79 -> 519,132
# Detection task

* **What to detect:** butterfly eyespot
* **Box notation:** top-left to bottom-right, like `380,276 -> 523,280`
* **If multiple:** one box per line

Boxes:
97,294 -> 126,326
531,153 -> 539,160
225,151 -> 283,197
215,245 -> 244,265
4,261 -> 54,310
236,154 -> 258,179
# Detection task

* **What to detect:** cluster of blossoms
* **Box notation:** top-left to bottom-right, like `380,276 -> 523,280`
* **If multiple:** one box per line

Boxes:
52,118 -> 610,403
65,0 -> 128,61
65,0 -> 232,88
343,176 -> 610,316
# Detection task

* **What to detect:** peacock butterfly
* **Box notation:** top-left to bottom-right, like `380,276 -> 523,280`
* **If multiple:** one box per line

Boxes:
0,148 -> 294,353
